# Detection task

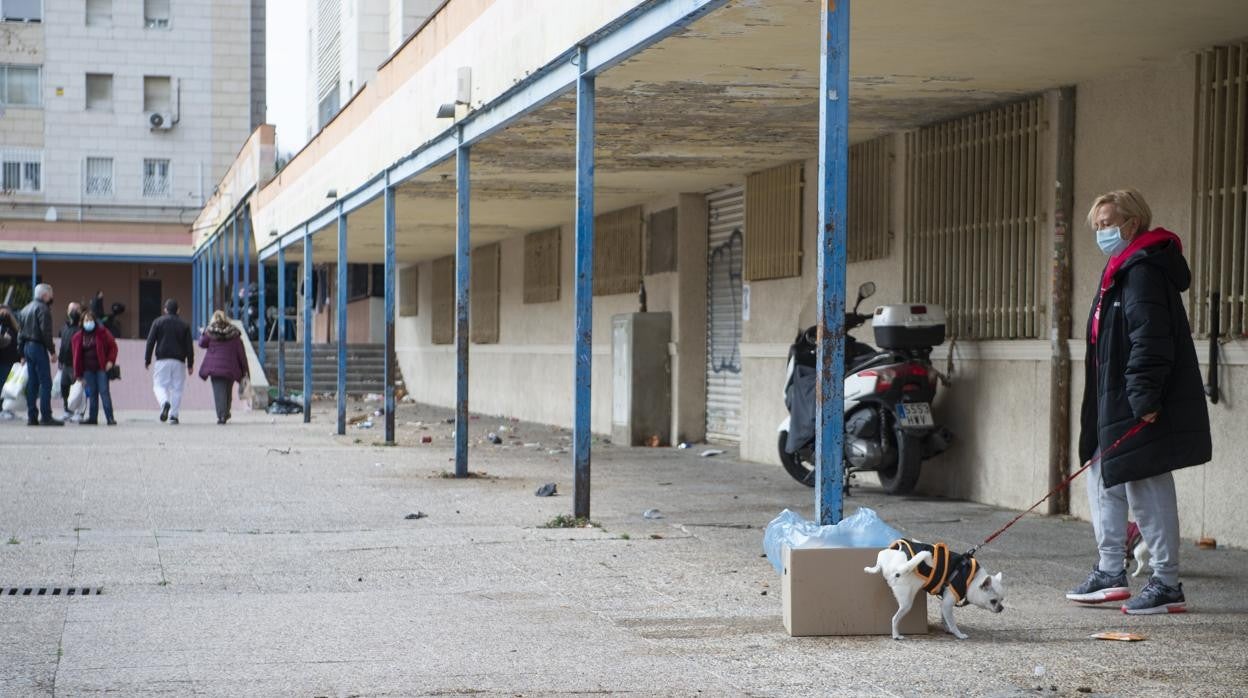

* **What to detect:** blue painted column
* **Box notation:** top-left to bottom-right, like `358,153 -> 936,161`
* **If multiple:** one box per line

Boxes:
383,175 -> 397,445
30,247 -> 37,289
815,0 -> 850,525
231,216 -> 240,320
206,238 -> 213,318
206,247 -> 214,325
257,258 -> 266,366
277,245 -> 287,398
303,228 -> 314,422
243,211 -> 251,304
572,45 -> 595,520
336,204 -> 348,435
191,253 -> 199,339
210,235 -> 218,317
197,253 -> 205,332
454,131 -> 471,478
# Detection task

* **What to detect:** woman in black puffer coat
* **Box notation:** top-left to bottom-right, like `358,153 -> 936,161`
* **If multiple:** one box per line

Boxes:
1066,189 -> 1211,616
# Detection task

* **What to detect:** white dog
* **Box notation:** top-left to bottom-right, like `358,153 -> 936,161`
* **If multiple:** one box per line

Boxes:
864,538 -> 1005,640
1126,521 -> 1151,578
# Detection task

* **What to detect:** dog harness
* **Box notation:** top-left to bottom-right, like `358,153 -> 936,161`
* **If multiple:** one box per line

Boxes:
888,538 -> 979,606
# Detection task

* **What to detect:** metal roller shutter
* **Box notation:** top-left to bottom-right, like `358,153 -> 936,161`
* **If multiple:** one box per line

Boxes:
706,185 -> 744,441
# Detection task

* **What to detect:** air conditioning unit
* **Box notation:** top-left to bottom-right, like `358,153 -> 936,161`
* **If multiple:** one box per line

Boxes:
148,112 -> 174,130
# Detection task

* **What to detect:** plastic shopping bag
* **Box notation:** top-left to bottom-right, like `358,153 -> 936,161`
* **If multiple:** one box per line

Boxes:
67,380 -> 86,414
2,363 -> 28,401
762,507 -> 906,574
2,394 -> 26,414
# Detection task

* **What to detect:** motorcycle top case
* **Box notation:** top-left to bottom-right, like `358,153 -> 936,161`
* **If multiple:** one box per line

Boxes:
872,304 -> 946,349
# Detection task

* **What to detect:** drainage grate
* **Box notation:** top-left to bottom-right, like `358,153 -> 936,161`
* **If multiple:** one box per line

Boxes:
1,586 -> 103,597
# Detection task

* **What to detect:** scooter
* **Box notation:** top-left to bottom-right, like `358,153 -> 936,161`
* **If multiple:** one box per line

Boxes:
777,282 -> 953,495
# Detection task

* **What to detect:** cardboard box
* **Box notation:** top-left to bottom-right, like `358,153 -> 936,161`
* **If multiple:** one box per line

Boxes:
782,546 -> 928,637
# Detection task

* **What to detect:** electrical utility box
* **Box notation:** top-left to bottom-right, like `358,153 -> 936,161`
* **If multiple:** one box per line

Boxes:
611,312 -> 672,447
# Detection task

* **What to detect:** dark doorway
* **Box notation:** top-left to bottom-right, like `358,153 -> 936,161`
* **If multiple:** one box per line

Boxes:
139,279 -> 162,338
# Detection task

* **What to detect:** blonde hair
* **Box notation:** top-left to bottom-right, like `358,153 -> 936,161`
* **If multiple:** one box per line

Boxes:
211,310 -> 229,325
1087,188 -> 1152,231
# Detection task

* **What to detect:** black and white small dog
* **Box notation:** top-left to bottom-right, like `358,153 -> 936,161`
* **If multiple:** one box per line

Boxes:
864,538 -> 1005,640
1126,521 -> 1152,578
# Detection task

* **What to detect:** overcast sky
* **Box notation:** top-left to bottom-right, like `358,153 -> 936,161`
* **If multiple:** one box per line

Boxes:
266,0 -> 309,157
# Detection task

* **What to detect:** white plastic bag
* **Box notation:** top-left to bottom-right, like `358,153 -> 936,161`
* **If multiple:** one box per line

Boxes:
762,507 -> 906,574
2,363 -> 28,401
67,381 -> 86,414
2,394 -> 26,415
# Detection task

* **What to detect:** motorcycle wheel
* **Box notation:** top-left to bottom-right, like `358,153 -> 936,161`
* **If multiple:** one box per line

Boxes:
877,432 -> 922,495
777,431 -> 815,487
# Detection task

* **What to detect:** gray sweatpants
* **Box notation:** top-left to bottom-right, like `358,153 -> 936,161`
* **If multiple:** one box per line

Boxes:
1086,456 -> 1181,586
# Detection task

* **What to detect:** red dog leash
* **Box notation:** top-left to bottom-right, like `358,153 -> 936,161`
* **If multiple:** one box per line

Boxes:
965,420 -> 1151,557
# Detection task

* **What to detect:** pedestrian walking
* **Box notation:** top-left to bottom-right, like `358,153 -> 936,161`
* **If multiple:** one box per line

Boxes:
17,283 -> 62,426
144,299 -> 194,424
0,305 -> 20,398
71,311 -> 118,426
198,310 -> 248,425
1065,189 -> 1212,615
58,302 -> 82,421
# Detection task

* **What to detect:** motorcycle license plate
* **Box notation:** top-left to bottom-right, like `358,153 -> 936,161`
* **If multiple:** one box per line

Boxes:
896,402 -> 933,428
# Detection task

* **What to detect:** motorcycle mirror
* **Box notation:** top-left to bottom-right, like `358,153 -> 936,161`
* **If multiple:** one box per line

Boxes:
857,281 -> 877,301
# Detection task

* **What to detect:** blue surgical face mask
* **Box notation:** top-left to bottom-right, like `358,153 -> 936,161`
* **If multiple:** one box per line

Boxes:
1096,226 -> 1129,257
83,321 -> 96,332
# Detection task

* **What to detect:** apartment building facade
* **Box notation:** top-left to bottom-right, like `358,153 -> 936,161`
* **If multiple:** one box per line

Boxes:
0,0 -> 263,338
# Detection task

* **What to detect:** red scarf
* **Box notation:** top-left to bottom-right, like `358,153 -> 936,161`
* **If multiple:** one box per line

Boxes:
1091,228 -> 1181,344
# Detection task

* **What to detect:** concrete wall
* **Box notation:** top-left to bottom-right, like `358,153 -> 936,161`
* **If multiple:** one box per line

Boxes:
396,190 -> 706,435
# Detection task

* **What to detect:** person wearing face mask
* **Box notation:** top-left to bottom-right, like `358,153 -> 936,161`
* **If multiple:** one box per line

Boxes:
58,302 -> 83,421
1065,189 -> 1211,615
71,310 -> 119,426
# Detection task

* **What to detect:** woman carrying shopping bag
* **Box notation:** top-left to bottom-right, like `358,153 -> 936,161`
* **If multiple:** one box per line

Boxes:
0,305 -> 20,397
198,311 -> 249,425
0,305 -> 23,417
71,311 -> 118,426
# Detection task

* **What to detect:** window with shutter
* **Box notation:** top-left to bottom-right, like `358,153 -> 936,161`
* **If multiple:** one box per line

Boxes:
471,243 -> 500,344
523,227 -> 560,304
593,206 -> 643,296
431,256 -> 454,345
399,266 -> 418,317
744,161 -> 803,281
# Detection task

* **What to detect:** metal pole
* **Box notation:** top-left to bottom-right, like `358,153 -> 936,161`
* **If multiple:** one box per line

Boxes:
208,236 -> 216,316
257,258 -> 267,366
198,253 -> 206,332
336,204 -> 348,435
303,228 -> 314,422
383,175 -> 397,445
231,216 -> 240,320
191,253 -> 199,339
572,45 -> 595,520
243,211 -> 251,303
454,131 -> 471,478
1048,86 -> 1076,515
31,247 -> 37,289
815,0 -> 849,525
277,245 -> 287,398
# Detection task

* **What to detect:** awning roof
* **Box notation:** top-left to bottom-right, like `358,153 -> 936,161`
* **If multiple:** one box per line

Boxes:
284,0 -> 1248,264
